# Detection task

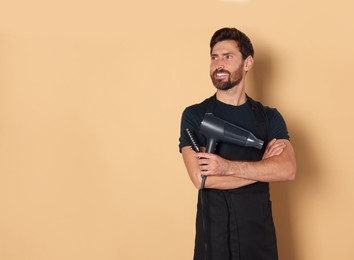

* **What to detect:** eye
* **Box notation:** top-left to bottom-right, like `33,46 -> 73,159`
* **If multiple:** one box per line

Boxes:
226,54 -> 233,59
211,55 -> 218,61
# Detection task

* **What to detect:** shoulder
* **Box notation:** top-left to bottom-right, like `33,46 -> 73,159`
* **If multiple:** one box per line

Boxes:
247,96 -> 289,140
182,96 -> 213,119
179,96 -> 214,150
263,105 -> 283,121
247,96 -> 284,121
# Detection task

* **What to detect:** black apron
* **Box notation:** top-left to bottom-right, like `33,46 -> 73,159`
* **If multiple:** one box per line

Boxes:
194,95 -> 278,260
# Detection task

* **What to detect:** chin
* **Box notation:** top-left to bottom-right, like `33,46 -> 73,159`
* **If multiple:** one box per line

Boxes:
215,82 -> 235,91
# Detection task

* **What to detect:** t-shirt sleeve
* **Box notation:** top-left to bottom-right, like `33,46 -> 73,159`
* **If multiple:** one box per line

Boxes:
179,106 -> 205,152
266,108 -> 290,141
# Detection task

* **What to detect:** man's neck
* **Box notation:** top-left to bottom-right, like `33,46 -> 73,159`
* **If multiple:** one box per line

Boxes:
216,87 -> 247,106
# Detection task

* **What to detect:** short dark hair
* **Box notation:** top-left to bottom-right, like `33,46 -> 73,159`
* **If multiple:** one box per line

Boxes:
210,27 -> 254,60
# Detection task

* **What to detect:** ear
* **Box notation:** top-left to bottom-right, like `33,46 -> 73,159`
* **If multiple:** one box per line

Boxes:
244,56 -> 254,72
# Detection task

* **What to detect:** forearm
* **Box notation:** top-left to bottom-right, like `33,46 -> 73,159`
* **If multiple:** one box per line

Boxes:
228,155 -> 295,182
226,140 -> 296,182
204,175 -> 257,190
182,146 -> 256,190
197,139 -> 296,183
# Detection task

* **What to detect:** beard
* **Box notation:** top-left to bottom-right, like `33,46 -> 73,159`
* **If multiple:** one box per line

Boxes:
211,64 -> 244,91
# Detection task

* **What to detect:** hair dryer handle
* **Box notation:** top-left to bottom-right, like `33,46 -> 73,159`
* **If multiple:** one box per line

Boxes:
206,138 -> 217,153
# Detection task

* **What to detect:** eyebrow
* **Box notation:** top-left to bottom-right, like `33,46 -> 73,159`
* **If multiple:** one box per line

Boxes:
211,52 -> 235,57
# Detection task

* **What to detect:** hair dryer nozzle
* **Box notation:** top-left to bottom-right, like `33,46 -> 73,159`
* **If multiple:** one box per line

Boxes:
245,134 -> 264,149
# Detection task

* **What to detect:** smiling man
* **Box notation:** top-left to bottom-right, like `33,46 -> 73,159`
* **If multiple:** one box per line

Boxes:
179,27 -> 296,260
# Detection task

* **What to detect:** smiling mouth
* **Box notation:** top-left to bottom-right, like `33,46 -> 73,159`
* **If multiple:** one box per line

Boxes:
214,71 -> 230,79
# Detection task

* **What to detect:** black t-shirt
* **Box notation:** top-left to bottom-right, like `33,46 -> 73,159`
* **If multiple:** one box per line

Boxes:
179,95 -> 289,152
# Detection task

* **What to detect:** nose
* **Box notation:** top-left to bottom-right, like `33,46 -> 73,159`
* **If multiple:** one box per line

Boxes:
213,59 -> 225,71
216,64 -> 224,71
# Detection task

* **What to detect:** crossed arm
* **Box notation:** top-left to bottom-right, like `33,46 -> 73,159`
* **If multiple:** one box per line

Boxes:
181,139 -> 296,190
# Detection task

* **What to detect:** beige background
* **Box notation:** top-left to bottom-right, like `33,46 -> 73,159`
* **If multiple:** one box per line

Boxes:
1,0 -> 353,259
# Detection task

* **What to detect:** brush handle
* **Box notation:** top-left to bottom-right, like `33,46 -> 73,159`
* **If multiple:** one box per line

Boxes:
184,128 -> 206,189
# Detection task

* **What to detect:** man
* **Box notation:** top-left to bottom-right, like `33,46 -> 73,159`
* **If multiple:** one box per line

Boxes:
179,27 -> 296,260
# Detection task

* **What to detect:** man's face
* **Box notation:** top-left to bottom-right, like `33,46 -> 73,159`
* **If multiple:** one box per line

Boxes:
210,40 -> 245,91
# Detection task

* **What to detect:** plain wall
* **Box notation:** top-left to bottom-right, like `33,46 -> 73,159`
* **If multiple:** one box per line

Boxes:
1,0 -> 354,259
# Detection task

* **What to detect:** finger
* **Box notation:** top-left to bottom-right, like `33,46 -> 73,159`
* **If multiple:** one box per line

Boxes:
264,138 -> 276,153
268,138 -> 277,146
269,147 -> 284,156
271,143 -> 286,153
263,146 -> 285,159
268,142 -> 286,152
194,152 -> 210,158
201,169 -> 212,176
200,165 -> 211,174
267,141 -> 286,152
267,138 -> 277,148
198,158 -> 209,165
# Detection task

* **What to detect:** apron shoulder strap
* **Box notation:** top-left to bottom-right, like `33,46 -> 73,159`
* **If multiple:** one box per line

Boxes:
206,94 -> 216,114
247,95 -> 269,143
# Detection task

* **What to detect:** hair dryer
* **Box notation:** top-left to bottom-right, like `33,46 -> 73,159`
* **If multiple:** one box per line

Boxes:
200,113 -> 264,153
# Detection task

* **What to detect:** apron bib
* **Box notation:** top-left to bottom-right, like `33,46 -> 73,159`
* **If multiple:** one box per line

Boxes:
194,95 -> 278,260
